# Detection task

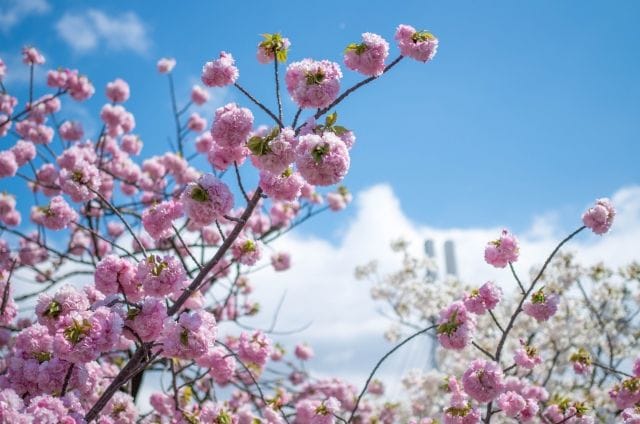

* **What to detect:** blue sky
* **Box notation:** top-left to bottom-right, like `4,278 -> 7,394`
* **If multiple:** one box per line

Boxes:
1,0 -> 639,237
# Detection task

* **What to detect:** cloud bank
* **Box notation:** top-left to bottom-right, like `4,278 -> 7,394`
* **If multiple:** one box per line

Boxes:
0,0 -> 49,33
55,9 -> 150,55
238,183 -> 640,395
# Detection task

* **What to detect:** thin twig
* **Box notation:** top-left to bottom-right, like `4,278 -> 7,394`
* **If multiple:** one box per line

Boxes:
234,83 -> 282,127
347,324 -> 436,423
234,161 -> 250,202
509,262 -> 526,294
0,259 -> 17,315
273,54 -> 283,125
60,363 -> 75,396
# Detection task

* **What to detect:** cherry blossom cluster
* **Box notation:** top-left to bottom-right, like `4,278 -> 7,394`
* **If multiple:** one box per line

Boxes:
0,23 -> 441,423
356,199 -> 638,423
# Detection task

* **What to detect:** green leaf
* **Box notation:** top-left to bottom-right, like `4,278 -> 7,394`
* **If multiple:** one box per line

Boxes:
190,185 -> 209,202
311,143 -> 330,163
33,351 -> 52,363
180,328 -> 189,346
276,49 -> 288,63
344,42 -> 359,53
44,300 -> 61,318
217,411 -> 233,424
325,112 -> 337,127
247,135 -> 271,156
332,125 -> 349,136
63,319 -> 92,344
127,307 -> 141,320
412,30 -> 436,43
345,42 -> 368,55
305,70 -> 325,85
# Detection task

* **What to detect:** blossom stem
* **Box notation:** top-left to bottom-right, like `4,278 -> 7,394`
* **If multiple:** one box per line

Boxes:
273,52 -> 283,126
0,259 -> 16,315
488,309 -> 504,333
509,262 -> 526,294
309,55 -> 404,127
484,226 -> 586,423
60,363 -> 75,396
28,64 -> 34,106
234,83 -> 283,128
0,89 -> 67,129
346,324 -> 436,423
89,188 -> 148,258
234,161 -> 250,202
168,73 -> 184,156
291,107 -> 302,128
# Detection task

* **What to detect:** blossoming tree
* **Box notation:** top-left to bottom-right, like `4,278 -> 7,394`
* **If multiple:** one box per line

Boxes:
0,24 -> 444,423
0,20 -> 626,424
355,201 -> 638,423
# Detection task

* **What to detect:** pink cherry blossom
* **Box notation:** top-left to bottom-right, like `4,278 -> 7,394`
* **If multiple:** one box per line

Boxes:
522,288 -> 559,322
196,347 -> 236,384
436,301 -> 475,350
294,344 -> 314,360
294,397 -> 340,424
463,281 -> 502,314
286,59 -> 342,109
271,252 -> 291,271
191,84 -> 209,105
141,199 -> 184,240
462,359 -> 505,403
120,134 -> 143,155
58,161 -> 101,202
211,102 -> 254,148
257,33 -> 290,64
249,126 -> 298,174
259,168 -> 305,201
232,236 -> 262,266
238,331 -> 271,366
395,24 -> 438,62
187,112 -> 207,132
497,391 -> 526,417
136,255 -> 187,297
94,255 -> 141,300
30,196 -> 78,230
582,198 -> 615,235
295,132 -> 350,186
157,57 -> 176,73
327,186 -> 352,211
59,121 -> 84,142
53,307 -> 123,363
125,297 -> 167,342
160,309 -> 217,360
181,173 -> 234,225
0,150 -> 18,178
484,229 -> 519,268
22,46 -> 45,65
344,32 -> 389,77
513,340 -> 542,369
201,51 -> 239,87
105,78 -> 130,103
35,285 -> 90,332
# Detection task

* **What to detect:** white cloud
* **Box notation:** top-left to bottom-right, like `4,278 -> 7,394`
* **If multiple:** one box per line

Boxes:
0,0 -> 50,33
238,183 -> 640,396
55,9 -> 150,55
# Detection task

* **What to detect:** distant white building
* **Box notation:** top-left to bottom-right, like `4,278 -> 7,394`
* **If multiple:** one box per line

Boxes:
424,238 -> 458,371
424,239 -> 458,278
